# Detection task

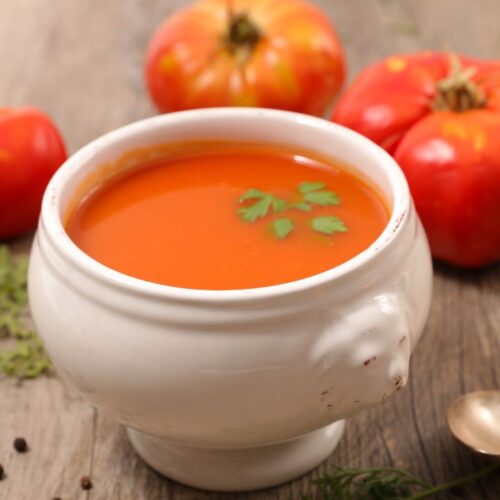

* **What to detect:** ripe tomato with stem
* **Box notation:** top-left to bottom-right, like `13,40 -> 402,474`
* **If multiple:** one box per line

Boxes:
145,0 -> 346,116
333,52 -> 500,267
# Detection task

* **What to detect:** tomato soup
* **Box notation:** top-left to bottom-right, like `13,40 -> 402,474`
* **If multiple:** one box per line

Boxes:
66,143 -> 389,290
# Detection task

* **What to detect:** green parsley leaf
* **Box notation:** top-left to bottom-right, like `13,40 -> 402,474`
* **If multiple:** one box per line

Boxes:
238,197 -> 273,222
293,202 -> 312,212
299,182 -> 326,194
239,188 -> 267,202
311,216 -> 347,235
239,188 -> 288,222
272,198 -> 288,213
271,218 -> 294,239
304,190 -> 340,207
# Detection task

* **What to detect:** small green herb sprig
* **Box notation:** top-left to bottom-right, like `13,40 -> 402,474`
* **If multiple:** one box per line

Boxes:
238,182 -> 347,240
0,246 -> 51,378
302,463 -> 500,500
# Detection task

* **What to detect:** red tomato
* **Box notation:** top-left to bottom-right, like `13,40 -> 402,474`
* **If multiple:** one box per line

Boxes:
145,0 -> 346,116
0,108 -> 67,239
332,52 -> 500,267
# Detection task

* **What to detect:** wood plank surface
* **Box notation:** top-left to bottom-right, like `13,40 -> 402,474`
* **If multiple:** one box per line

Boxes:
1,1 -> 500,499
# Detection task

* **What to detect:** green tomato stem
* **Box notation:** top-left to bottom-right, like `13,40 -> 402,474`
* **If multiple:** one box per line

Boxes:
227,12 -> 261,51
433,54 -> 485,112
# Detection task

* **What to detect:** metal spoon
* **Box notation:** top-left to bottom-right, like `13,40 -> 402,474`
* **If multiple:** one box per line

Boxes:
447,390 -> 500,457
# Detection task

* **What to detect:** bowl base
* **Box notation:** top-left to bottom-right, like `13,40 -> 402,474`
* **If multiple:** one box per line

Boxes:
127,420 -> 345,492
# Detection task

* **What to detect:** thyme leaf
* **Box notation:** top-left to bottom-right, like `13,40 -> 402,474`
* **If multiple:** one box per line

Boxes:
0,246 -> 51,379
301,463 -> 500,500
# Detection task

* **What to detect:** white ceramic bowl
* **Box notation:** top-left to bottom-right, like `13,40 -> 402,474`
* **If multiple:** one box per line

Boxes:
28,108 -> 432,492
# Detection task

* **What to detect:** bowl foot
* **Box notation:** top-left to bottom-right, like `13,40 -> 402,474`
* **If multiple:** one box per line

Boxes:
127,420 -> 345,492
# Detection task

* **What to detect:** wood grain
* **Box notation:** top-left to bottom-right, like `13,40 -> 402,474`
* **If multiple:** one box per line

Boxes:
1,1 -> 500,498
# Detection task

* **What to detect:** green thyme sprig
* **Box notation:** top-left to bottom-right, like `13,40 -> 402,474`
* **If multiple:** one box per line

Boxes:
302,463 -> 500,500
0,246 -> 51,379
238,182 -> 347,239
303,466 -> 427,500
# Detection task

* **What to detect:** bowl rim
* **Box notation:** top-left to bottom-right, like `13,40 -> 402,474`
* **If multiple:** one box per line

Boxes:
40,108 -> 411,304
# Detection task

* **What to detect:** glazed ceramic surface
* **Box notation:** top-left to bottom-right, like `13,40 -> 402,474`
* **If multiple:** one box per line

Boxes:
28,108 -> 433,491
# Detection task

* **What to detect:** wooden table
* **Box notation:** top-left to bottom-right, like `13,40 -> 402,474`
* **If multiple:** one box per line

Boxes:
1,1 -> 499,498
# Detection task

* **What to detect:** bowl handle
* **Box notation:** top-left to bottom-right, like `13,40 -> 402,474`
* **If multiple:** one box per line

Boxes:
312,291 -> 413,413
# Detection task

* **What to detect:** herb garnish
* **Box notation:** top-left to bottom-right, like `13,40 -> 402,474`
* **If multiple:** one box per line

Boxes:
238,188 -> 288,222
300,182 -> 340,207
299,181 -> 328,194
0,246 -> 51,379
302,463 -> 500,500
311,216 -> 348,236
238,182 -> 347,240
294,202 -> 313,212
272,218 -> 294,239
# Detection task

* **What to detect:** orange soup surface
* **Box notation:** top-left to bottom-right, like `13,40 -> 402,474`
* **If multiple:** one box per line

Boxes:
66,143 -> 389,290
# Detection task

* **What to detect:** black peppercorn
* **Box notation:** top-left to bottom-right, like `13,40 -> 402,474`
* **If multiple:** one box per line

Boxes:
80,476 -> 92,490
13,437 -> 28,453
0,463 -> 4,480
